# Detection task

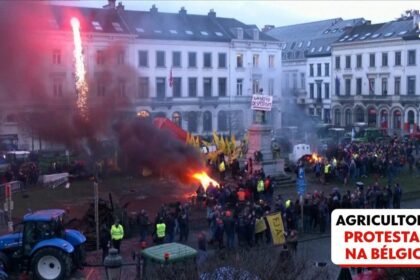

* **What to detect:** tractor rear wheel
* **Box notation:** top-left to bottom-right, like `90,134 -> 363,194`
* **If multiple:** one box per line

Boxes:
31,248 -> 71,280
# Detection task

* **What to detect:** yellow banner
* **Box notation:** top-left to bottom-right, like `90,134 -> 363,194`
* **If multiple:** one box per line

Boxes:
266,212 -> 285,245
255,218 -> 267,234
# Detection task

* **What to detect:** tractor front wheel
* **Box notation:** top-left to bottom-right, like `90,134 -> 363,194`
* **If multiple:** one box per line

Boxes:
31,248 -> 71,280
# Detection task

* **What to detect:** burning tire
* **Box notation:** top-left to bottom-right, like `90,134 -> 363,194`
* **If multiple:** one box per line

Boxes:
31,248 -> 71,280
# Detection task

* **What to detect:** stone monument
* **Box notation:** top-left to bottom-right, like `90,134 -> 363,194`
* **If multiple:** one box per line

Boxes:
246,89 -> 285,177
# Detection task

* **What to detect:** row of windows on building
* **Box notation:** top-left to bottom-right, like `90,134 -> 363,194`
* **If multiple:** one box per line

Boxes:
309,63 -> 330,77
51,77 -> 275,98
283,72 -> 306,90
139,110 -> 231,133
309,82 -> 330,99
332,107 -> 412,129
335,76 -> 416,96
52,49 -> 277,70
335,50 -> 417,69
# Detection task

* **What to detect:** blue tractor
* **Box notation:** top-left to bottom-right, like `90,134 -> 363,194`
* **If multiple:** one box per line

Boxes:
0,209 -> 86,280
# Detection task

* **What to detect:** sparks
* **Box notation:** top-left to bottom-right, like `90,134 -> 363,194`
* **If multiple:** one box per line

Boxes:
70,17 -> 89,120
312,153 -> 322,163
192,171 -> 219,191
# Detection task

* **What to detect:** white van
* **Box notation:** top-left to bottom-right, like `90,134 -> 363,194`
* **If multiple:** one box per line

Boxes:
289,144 -> 311,163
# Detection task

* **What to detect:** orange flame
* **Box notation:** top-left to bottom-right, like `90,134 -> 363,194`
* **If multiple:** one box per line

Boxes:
312,153 -> 322,162
70,17 -> 89,120
192,171 -> 219,190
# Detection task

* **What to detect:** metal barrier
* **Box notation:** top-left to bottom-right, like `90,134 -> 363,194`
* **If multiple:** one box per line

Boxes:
38,173 -> 69,189
0,181 -> 22,199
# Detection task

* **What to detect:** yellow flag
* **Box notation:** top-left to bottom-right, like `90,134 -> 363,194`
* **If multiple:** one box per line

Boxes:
195,136 -> 200,148
266,212 -> 285,245
213,131 -> 220,147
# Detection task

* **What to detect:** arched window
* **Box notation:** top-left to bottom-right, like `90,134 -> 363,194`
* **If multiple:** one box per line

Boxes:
187,111 -> 198,133
355,107 -> 364,123
172,112 -> 182,127
408,110 -> 415,125
380,110 -> 388,128
334,109 -> 341,126
345,109 -> 352,126
203,111 -> 212,132
367,107 -> 377,127
393,110 -> 401,129
218,111 -> 228,131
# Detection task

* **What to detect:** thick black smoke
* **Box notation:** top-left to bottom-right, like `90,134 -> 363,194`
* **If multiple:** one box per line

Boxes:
115,118 -> 204,181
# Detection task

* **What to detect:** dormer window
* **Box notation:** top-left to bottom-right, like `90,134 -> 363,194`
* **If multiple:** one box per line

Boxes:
92,21 -> 103,31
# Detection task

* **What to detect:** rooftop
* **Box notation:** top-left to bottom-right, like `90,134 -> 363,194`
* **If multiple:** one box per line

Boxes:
23,209 -> 66,222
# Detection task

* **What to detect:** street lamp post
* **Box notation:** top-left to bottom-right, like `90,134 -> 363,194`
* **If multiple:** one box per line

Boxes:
104,248 -> 123,280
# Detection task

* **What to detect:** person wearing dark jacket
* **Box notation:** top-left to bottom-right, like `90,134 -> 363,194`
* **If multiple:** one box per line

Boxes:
100,224 -> 111,262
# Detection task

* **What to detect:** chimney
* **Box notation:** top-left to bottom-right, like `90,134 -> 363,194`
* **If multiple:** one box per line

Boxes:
150,4 -> 158,14
103,0 -> 116,9
253,28 -> 259,40
236,27 -> 243,40
179,7 -> 187,16
413,10 -> 420,29
116,2 -> 125,11
208,9 -> 216,18
262,25 -> 274,32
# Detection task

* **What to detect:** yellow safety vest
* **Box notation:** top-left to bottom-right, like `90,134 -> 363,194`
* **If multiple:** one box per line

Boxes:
219,161 -> 226,172
110,224 -> 124,240
156,223 -> 166,238
324,164 -> 331,174
257,180 -> 264,192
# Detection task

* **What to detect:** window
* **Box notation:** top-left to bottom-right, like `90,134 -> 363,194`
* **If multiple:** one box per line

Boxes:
269,55 -> 275,68
369,78 -> 375,95
203,111 -> 212,132
252,79 -> 260,94
309,64 -> 314,77
253,54 -> 259,67
53,80 -> 62,97
324,63 -> 329,77
187,112 -> 198,133
155,78 -> 166,99
156,51 -> 165,67
118,79 -> 126,97
203,78 -> 212,97
381,78 -> 387,96
407,76 -> 416,95
188,78 -> 197,97
52,49 -> 61,65
300,73 -> 305,89
218,111 -> 228,131
236,79 -> 243,96
309,83 -> 314,99
324,83 -> 329,99
188,52 -> 197,67
334,109 -> 341,126
345,109 -> 352,126
236,54 -> 243,68
408,50 -> 416,66
268,79 -> 274,96
309,108 -> 315,116
317,63 -> 322,76
345,79 -> 351,96
324,109 -> 331,123
92,21 -> 103,31
356,54 -> 362,68
369,53 -> 375,67
138,77 -> 149,98
117,51 -> 125,65
173,77 -> 181,97
138,51 -> 148,67
96,50 -> 105,65
218,78 -> 227,97
172,51 -> 181,67
395,51 -> 401,66
203,53 -> 212,68
335,77 -> 340,96
218,53 -> 226,68
316,82 -> 322,99
382,53 -> 388,67
335,56 -> 340,69
345,55 -> 351,69
97,81 -> 105,96
112,22 -> 123,32
356,78 -> 362,95
394,77 -> 400,95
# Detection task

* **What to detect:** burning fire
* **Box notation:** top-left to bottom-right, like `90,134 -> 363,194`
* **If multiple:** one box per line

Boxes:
311,153 -> 322,162
70,17 -> 89,120
192,171 -> 219,190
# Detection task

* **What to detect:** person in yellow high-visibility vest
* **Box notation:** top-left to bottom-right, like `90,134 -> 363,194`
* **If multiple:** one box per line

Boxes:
110,219 -> 124,253
155,219 -> 166,245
